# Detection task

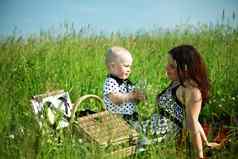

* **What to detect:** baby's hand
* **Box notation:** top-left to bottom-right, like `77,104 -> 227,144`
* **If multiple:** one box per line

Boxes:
132,89 -> 146,101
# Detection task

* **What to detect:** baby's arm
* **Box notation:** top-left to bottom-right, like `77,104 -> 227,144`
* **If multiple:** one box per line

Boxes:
109,90 -> 145,105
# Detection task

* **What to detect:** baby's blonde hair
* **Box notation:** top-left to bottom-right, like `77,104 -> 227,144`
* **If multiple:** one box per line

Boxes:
105,46 -> 132,67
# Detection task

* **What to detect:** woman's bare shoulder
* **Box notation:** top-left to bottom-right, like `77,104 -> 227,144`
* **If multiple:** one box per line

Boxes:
183,81 -> 202,103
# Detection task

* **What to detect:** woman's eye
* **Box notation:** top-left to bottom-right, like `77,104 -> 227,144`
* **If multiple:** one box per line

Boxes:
169,64 -> 176,68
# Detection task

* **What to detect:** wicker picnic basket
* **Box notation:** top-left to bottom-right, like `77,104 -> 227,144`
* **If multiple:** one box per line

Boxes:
31,90 -> 139,157
71,94 -> 139,157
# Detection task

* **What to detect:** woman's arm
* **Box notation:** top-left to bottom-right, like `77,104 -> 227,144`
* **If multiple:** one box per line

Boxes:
184,87 -> 206,158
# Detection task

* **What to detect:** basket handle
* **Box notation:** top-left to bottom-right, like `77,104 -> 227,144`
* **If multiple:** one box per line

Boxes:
70,94 -> 104,123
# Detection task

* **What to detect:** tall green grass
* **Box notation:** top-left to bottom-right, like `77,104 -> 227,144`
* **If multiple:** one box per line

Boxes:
0,23 -> 238,159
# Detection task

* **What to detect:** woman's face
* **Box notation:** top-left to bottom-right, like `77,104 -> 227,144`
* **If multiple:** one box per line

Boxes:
166,54 -> 178,81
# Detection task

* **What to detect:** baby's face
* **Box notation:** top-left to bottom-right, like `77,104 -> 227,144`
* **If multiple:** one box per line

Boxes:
110,54 -> 133,80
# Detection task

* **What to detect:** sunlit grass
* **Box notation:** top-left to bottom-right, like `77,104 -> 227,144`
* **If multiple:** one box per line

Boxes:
0,23 -> 238,158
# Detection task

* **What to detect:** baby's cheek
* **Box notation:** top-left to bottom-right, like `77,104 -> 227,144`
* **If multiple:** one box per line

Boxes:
119,69 -> 125,74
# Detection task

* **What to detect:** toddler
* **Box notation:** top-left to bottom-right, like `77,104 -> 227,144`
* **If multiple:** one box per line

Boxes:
103,46 -> 145,124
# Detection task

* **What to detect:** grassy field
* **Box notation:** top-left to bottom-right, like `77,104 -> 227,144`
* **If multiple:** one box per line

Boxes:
0,23 -> 238,159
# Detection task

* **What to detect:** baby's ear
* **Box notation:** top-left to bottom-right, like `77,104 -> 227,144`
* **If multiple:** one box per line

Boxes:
109,63 -> 115,68
107,63 -> 114,71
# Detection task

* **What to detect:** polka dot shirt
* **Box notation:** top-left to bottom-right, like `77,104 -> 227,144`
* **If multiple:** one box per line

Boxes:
103,74 -> 136,115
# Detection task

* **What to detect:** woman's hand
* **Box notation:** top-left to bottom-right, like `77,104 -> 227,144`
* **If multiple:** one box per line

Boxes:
206,142 -> 223,150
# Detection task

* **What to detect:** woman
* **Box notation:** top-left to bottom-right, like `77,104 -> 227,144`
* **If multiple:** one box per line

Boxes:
151,45 -> 218,158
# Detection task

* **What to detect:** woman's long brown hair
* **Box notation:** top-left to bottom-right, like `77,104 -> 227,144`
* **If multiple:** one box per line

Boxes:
169,45 -> 210,106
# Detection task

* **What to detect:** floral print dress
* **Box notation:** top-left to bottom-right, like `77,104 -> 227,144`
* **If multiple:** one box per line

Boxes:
150,81 -> 185,140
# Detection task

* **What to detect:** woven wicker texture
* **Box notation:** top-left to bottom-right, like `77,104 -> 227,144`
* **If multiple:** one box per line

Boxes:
77,111 -> 139,146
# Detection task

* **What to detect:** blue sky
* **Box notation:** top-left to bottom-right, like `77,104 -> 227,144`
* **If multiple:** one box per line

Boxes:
0,0 -> 237,36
